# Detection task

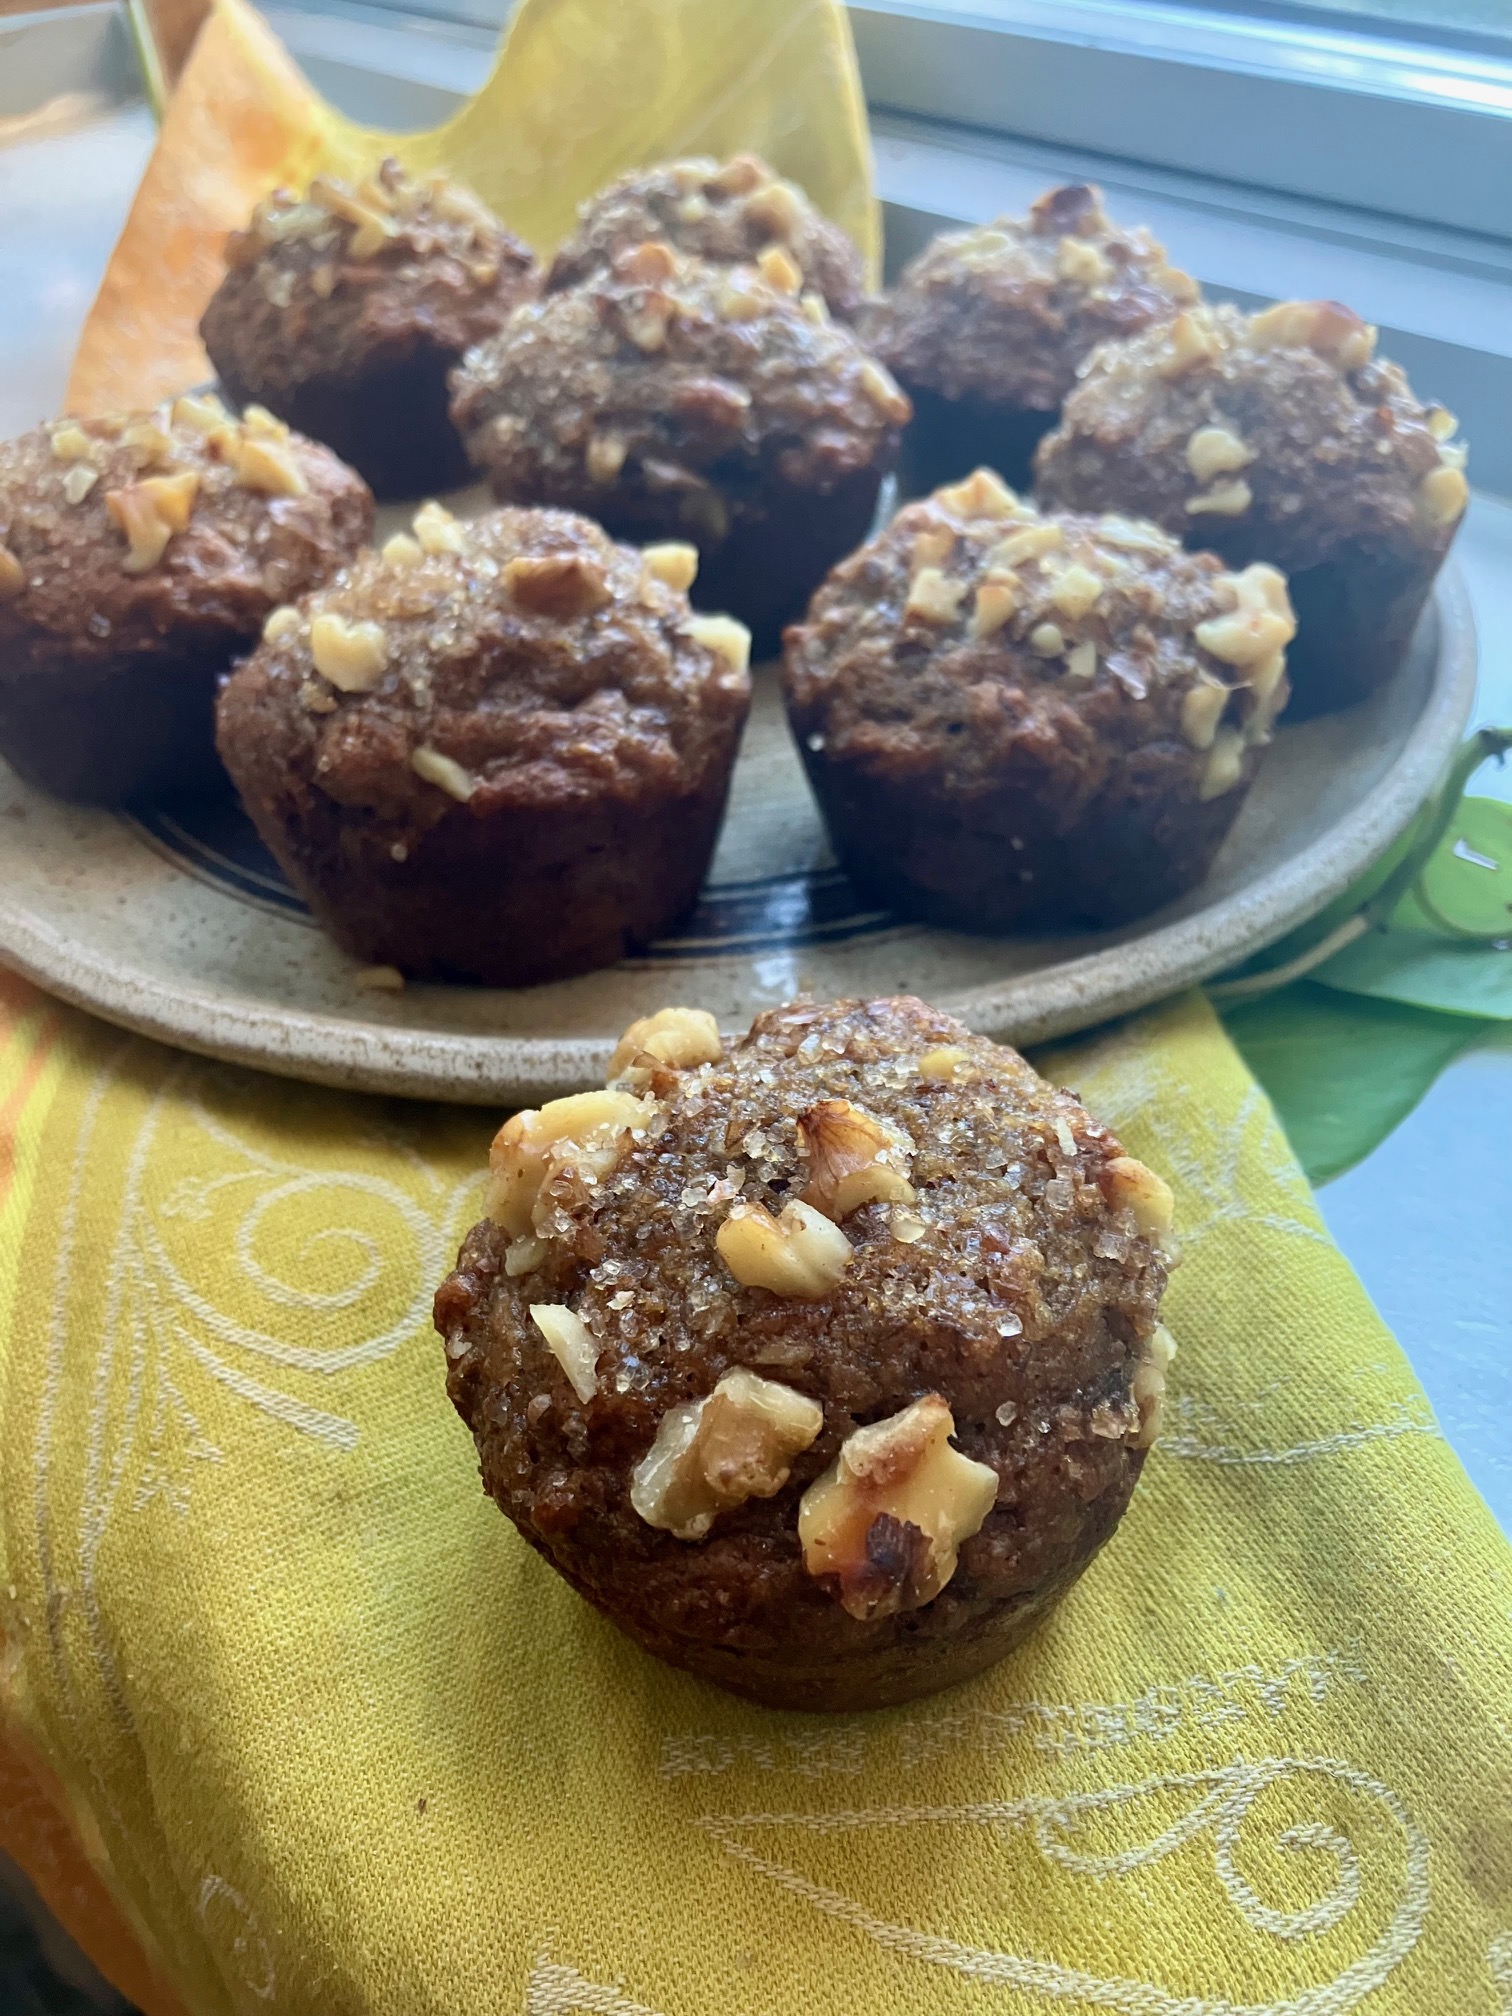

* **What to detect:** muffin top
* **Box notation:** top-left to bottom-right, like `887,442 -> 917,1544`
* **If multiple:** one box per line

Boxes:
546,153 -> 866,319
217,502 -> 752,841
784,470 -> 1297,804
436,994 -> 1173,1621
449,240 -> 910,540
866,183 -> 1200,412
0,397 -> 373,661
1034,299 -> 1469,567
200,157 -> 539,397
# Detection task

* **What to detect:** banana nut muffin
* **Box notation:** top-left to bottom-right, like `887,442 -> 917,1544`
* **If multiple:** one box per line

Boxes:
435,994 -> 1177,1711
783,469 -> 1295,933
547,153 -> 866,320
1033,299 -> 1469,715
449,239 -> 910,654
866,183 -> 1201,495
0,397 -> 372,804
216,503 -> 751,985
201,158 -> 539,499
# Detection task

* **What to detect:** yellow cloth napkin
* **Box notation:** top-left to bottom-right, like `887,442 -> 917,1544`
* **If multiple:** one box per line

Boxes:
1,976 -> 1509,2016
66,0 -> 880,415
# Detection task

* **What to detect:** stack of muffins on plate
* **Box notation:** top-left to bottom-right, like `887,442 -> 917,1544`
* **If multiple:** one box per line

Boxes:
0,155 -> 1470,977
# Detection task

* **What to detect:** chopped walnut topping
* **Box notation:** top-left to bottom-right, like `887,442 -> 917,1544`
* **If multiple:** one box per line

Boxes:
676,192 -> 710,225
1131,1322 -> 1177,1447
1028,622 -> 1065,657
411,745 -> 476,803
936,468 -> 1022,521
310,613 -> 387,691
621,239 -> 679,285
171,391 -> 230,435
62,464 -> 98,505
309,173 -> 395,259
1249,298 -> 1375,373
1055,235 -> 1114,288
608,1005 -> 723,1079
798,1394 -> 998,1620
1195,565 -> 1295,668
1185,425 -> 1254,485
912,527 -> 955,571
1066,640 -> 1098,680
1186,479 -> 1253,517
1199,726 -> 1247,801
799,290 -> 829,326
686,614 -> 752,678
504,1236 -> 549,1278
487,1089 -> 655,1240
1180,677 -> 1229,751
710,154 -> 765,197
0,545 -> 25,601
629,1369 -> 824,1540
918,1045 -> 973,1081
716,1198 -> 851,1299
1098,516 -> 1172,554
50,424 -> 94,462
1047,561 -> 1103,620
381,531 -> 423,568
993,522 -> 1062,566
799,1099 -> 915,1219
1102,1154 -> 1174,1244
744,180 -> 804,239
1156,310 -> 1221,379
505,551 -> 611,619
717,271 -> 768,321
414,500 -> 466,556
623,303 -> 671,353
1418,464 -> 1468,529
905,567 -> 965,625
586,432 -> 629,485
262,604 -> 301,643
1426,405 -> 1457,442
970,578 -> 1018,639
233,436 -> 308,498
104,471 -> 199,574
641,542 -> 699,593
858,358 -> 910,424
756,244 -> 803,295
529,1304 -> 599,1404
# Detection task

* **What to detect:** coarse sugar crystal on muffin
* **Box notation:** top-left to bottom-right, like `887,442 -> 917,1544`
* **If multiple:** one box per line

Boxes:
782,469 -> 1295,934
449,239 -> 910,655
1033,299 -> 1468,716
434,994 -> 1177,1712
0,396 -> 372,804
215,502 -> 751,985
866,183 -> 1201,495
546,153 -> 866,320
200,157 -> 539,500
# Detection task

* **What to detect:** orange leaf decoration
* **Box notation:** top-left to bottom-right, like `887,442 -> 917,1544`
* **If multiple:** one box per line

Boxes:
67,0 -> 878,417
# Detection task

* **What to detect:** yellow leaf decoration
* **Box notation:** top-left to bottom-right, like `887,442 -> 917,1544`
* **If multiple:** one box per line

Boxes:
67,0 -> 878,416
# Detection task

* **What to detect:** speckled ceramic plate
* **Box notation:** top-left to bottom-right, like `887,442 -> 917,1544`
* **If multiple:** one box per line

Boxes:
0,539 -> 1476,1106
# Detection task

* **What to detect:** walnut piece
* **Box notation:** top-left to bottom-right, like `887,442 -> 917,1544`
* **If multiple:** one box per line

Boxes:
1186,479 -> 1253,518
686,614 -> 752,678
311,613 -> 387,692
172,392 -> 230,435
262,604 -> 301,644
1249,299 -> 1375,373
798,1394 -> 998,1620
918,1045 -> 973,1081
756,244 -> 803,295
586,432 -> 628,484
1103,1154 -> 1175,1244
504,552 -> 610,619
1195,564 -> 1295,669
1028,622 -> 1065,657
382,531 -> 423,568
1066,640 -> 1097,680
1055,235 -> 1114,289
629,1369 -> 824,1540
410,745 -> 476,803
905,567 -> 965,625
641,542 -> 699,593
232,435 -> 308,498
716,1199 -> 851,1298
936,468 -> 1021,521
414,500 -> 466,556
993,521 -> 1063,567
0,545 -> 26,601
1157,310 -> 1221,379
529,1304 -> 599,1404
486,1089 -> 654,1239
743,179 -> 803,238
970,578 -> 1017,639
1185,425 -> 1254,485
1131,1322 -> 1178,1447
798,1100 -> 915,1219
104,471 -> 199,574
608,1005 -> 722,1080
1180,677 -> 1229,752
1418,465 -> 1468,529
1047,562 -> 1103,620
1200,727 -> 1247,801
858,358 -> 911,424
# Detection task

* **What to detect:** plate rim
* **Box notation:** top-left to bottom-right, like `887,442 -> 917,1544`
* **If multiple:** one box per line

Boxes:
0,562 -> 1478,1104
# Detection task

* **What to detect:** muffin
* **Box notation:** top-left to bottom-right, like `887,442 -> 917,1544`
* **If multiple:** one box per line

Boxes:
782,469 -> 1295,933
867,183 -> 1200,495
449,239 -> 910,654
547,154 -> 866,320
1033,299 -> 1469,715
200,158 -> 539,499
0,398 -> 372,804
435,993 -> 1176,1712
215,502 -> 751,985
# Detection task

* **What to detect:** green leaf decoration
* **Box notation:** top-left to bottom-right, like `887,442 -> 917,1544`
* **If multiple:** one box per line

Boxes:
1411,794 -> 1512,938
1220,982 -> 1488,1185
